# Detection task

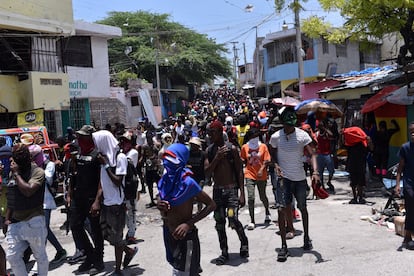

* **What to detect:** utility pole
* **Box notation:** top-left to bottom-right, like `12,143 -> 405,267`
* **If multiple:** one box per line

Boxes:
294,0 -> 305,99
243,42 -> 248,84
231,41 -> 238,90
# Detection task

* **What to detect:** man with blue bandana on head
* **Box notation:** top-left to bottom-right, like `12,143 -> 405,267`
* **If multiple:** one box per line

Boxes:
157,143 -> 216,276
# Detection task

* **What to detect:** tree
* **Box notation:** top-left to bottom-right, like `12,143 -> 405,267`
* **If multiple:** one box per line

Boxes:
97,11 -> 232,88
275,0 -> 414,65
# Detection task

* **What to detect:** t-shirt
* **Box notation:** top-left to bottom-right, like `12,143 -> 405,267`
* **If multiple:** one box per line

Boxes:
240,143 -> 270,181
236,125 -> 250,147
101,152 -> 127,206
269,128 -> 312,181
73,149 -> 101,201
316,132 -> 332,155
398,141 -> 414,187
12,164 -> 45,222
126,149 -> 139,167
43,160 -> 56,210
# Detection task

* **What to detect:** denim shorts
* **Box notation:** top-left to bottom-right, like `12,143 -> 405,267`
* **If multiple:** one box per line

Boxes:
282,178 -> 308,209
100,204 -> 126,246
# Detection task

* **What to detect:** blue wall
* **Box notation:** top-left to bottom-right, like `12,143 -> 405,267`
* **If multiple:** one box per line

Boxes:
263,39 -> 320,84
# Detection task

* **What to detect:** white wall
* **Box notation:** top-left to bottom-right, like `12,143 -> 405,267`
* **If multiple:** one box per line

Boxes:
317,39 -> 361,75
67,36 -> 111,98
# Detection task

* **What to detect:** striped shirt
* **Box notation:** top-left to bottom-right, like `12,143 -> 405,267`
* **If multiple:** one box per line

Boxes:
269,128 -> 312,181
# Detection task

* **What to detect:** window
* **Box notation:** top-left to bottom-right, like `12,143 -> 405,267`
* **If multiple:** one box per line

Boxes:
322,38 -> 329,54
266,35 -> 313,67
336,41 -> 347,57
60,36 -> 93,67
131,96 -> 139,106
360,44 -> 381,65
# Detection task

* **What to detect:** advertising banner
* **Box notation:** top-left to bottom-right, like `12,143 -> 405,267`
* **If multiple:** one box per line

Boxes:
17,108 -> 44,127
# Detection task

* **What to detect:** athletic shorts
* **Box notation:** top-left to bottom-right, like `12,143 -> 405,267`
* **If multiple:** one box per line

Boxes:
163,226 -> 200,275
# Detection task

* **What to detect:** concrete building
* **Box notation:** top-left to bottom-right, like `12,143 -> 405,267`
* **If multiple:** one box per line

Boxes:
0,1 -> 122,139
259,27 -> 382,100
64,20 -> 122,132
0,0 -> 74,138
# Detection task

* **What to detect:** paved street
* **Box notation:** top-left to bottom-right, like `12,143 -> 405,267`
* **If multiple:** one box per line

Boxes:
2,173 -> 414,276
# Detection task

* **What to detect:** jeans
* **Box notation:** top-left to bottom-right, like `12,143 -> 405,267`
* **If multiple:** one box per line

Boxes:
44,209 -> 64,253
317,154 -> 334,184
125,199 -> 137,238
245,179 -> 269,222
6,215 -> 48,276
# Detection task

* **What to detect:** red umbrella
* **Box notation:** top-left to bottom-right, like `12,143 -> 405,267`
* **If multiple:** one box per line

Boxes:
361,85 -> 400,113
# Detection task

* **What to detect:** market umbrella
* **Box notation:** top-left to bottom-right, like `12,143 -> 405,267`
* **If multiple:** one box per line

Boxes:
361,85 -> 400,113
294,98 -> 343,118
272,96 -> 301,107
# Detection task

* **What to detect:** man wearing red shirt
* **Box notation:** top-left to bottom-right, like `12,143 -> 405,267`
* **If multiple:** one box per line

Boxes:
316,120 -> 335,193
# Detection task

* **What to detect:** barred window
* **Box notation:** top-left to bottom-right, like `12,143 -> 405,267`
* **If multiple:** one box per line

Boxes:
322,38 -> 329,54
336,41 -> 347,57
60,36 -> 93,67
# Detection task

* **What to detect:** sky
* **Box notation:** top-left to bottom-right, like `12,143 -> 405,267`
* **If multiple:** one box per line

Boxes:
72,0 -> 344,64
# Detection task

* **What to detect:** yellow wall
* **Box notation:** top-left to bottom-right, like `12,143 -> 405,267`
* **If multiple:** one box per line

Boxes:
322,87 -> 371,100
281,77 -> 318,92
29,72 -> 70,110
0,75 -> 26,112
0,73 -> 69,112
0,0 -> 74,34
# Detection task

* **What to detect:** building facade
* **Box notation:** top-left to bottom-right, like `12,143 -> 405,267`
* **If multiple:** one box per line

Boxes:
259,27 -> 382,100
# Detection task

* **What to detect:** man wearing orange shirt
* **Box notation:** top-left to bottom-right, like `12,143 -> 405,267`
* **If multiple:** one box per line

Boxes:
240,128 -> 271,230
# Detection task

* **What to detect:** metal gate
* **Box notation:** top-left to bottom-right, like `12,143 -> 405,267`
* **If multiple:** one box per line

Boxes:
69,98 -> 88,131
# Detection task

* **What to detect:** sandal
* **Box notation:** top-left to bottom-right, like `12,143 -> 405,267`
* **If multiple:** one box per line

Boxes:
277,246 -> 289,262
240,244 -> 249,258
215,254 -> 229,266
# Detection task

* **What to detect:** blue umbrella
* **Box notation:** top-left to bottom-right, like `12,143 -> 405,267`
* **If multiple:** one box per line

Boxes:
294,98 -> 343,117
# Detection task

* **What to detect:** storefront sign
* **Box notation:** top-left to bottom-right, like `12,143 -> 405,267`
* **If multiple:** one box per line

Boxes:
69,80 -> 88,97
17,108 -> 44,127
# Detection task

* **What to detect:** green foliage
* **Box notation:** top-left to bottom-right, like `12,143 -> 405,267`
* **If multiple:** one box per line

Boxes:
97,11 -> 231,88
113,71 -> 138,88
311,0 -> 413,44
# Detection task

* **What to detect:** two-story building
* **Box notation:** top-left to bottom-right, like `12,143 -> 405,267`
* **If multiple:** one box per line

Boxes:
0,1 -> 123,139
0,0 -> 74,138
257,26 -> 382,100
64,20 -> 122,131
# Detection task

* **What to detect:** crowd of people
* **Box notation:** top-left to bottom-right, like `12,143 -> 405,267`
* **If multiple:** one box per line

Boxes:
0,86 -> 411,275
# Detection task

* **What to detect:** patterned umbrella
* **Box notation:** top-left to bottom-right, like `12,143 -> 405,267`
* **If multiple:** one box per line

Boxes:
294,98 -> 343,118
271,96 -> 301,107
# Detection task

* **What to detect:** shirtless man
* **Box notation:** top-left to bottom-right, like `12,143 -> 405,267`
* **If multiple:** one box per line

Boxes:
204,120 -> 249,265
157,143 -> 216,275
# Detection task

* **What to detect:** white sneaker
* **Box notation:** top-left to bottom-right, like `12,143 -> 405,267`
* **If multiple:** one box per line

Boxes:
247,223 -> 255,230
265,215 -> 271,223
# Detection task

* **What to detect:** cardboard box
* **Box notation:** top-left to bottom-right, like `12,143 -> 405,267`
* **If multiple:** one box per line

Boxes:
394,216 -> 405,237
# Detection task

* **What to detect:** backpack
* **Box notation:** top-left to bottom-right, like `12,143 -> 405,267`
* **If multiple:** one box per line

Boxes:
207,142 -> 240,187
114,152 -> 139,200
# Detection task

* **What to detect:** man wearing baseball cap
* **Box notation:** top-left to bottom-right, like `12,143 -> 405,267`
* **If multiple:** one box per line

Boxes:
68,125 -> 105,274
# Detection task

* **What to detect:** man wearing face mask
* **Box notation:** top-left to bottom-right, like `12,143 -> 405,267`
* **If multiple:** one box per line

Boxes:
68,125 -> 104,274
240,128 -> 272,230
269,107 -> 320,262
28,145 -> 67,270
6,144 -> 48,276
